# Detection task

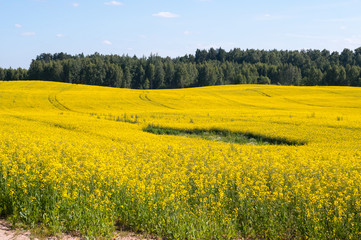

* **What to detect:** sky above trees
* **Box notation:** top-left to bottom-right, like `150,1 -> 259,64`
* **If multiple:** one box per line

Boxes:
1,0 -> 361,68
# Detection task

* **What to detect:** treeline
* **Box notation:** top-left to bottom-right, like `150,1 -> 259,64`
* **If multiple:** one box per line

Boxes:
2,47 -> 361,88
0,67 -> 28,81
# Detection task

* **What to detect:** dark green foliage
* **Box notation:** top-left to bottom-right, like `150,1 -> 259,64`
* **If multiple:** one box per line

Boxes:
132,64 -> 145,89
278,64 -> 302,86
346,65 -> 361,86
122,66 -> 131,88
173,64 -> 187,88
143,124 -> 306,146
257,76 -> 271,84
153,61 -> 165,89
197,63 -> 216,86
164,59 -> 175,88
2,47 -> 361,88
0,67 -> 28,81
303,67 -> 323,86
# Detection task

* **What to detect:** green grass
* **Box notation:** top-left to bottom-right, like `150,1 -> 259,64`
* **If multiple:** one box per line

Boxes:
143,124 -> 305,146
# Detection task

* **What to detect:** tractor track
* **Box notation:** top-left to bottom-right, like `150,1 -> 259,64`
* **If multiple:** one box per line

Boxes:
139,92 -> 176,109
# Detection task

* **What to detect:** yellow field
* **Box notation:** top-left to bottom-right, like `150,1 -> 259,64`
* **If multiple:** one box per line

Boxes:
1,81 -> 361,239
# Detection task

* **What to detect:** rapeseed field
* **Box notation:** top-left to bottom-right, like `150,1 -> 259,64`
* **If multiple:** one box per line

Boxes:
1,81 -> 361,239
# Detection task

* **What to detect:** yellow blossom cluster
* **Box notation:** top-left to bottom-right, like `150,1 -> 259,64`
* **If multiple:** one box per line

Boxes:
0,81 -> 361,239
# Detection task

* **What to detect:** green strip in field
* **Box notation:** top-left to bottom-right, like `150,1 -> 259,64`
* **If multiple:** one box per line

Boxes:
143,125 -> 305,146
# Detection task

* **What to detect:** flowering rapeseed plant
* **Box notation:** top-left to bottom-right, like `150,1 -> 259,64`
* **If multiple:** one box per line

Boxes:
0,81 -> 361,239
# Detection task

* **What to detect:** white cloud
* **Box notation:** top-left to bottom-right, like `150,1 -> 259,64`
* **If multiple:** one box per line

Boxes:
184,30 -> 191,35
104,1 -> 123,6
15,24 -> 22,28
103,40 -> 112,45
72,2 -> 79,7
152,12 -> 180,18
56,33 -> 65,38
21,32 -> 35,36
258,13 -> 283,21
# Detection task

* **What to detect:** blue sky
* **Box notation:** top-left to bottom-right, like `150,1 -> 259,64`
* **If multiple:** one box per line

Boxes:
1,0 -> 361,68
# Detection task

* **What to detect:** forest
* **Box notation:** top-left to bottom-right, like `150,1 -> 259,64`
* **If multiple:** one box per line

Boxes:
1,47 -> 361,88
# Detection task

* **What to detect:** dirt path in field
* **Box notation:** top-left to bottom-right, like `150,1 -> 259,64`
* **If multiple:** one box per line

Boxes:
0,220 -> 153,240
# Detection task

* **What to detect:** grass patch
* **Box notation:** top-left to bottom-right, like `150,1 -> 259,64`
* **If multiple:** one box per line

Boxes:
143,124 -> 305,146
